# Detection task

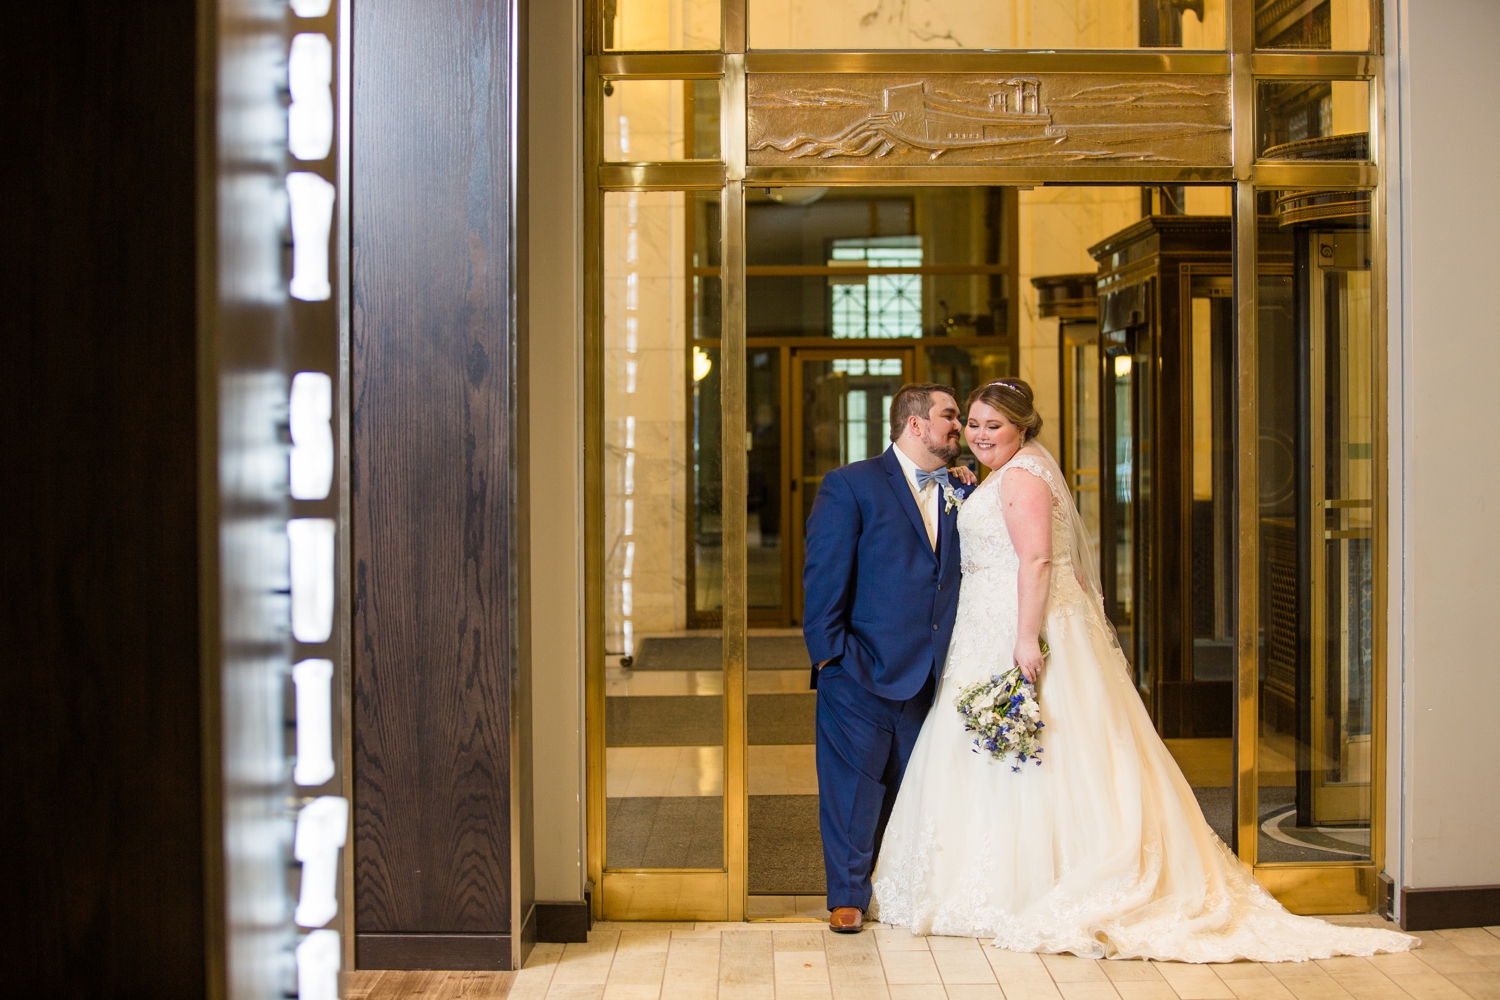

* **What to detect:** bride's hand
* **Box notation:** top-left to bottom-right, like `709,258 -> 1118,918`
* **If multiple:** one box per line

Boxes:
1015,637 -> 1045,684
949,465 -> 978,486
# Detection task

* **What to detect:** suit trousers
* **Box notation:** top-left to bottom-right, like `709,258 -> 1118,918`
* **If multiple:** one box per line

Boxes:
815,661 -> 935,911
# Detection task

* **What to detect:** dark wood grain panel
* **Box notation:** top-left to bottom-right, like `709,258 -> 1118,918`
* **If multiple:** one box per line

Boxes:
0,1 -> 206,995
352,0 -> 522,943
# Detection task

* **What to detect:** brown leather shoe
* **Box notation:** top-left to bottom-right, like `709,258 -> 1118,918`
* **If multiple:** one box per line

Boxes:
828,906 -> 864,933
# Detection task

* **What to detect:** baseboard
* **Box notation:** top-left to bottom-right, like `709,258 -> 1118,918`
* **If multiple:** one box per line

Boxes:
355,934 -> 513,971
536,900 -> 592,943
1400,884 -> 1500,931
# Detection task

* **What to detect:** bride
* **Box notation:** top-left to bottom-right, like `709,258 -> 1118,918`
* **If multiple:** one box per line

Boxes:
870,379 -> 1417,962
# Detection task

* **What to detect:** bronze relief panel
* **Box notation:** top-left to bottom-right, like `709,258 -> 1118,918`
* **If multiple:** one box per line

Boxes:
747,74 -> 1231,167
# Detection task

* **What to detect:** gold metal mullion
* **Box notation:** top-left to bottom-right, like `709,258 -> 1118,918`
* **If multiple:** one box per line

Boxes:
743,51 -> 1232,75
583,49 -> 607,919
1368,48 -> 1390,894
1231,0 -> 1259,870
721,28 -> 749,920
599,53 -> 724,77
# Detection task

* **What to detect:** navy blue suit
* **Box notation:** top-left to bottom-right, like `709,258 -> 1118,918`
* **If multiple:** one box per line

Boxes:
802,446 -> 967,910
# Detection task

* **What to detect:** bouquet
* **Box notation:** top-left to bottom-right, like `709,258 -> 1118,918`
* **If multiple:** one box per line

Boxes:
953,640 -> 1047,771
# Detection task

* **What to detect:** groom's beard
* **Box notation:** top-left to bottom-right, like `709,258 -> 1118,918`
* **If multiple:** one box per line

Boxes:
924,433 -> 961,464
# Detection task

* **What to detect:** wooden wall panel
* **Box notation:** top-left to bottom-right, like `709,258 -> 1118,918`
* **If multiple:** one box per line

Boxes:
352,0 -> 528,968
0,1 -> 206,995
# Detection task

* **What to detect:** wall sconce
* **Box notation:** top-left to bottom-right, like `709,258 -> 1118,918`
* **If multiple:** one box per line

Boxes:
288,33 -> 334,161
294,795 -> 348,928
289,372 -> 334,500
292,659 -> 335,786
287,172 -> 336,301
693,346 -> 713,382
288,518 -> 335,643
1114,354 -> 1133,378
295,928 -> 340,1000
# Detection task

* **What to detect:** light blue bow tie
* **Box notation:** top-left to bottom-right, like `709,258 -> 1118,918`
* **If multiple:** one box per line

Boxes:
914,467 -> 951,491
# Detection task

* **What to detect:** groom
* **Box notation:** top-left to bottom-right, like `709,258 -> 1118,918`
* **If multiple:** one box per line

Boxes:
802,382 -> 969,933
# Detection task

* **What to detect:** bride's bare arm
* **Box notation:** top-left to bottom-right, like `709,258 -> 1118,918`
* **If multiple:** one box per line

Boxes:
1001,465 -> 1053,683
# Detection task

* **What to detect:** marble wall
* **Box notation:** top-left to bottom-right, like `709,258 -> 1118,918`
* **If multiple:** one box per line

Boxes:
604,192 -> 693,654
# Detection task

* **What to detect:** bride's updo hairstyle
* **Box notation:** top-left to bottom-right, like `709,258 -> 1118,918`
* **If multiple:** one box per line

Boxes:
966,378 -> 1043,441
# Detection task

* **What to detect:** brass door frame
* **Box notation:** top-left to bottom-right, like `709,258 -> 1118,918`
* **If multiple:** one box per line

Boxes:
788,347 -> 915,629
586,0 -> 1389,920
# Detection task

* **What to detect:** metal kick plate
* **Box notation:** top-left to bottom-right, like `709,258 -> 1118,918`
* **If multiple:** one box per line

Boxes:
748,73 -> 1232,168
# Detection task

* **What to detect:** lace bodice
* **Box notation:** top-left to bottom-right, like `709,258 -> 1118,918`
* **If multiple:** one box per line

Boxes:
947,454 -> 1087,680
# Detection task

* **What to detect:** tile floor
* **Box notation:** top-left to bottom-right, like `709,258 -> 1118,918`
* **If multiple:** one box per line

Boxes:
493,919 -> 1500,1000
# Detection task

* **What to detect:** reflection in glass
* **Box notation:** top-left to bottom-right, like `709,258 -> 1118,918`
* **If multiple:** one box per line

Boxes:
605,0 -> 720,50
1257,80 -> 1370,161
603,191 -> 725,871
748,0 -> 1225,50
747,350 -> 782,613
1258,192 -> 1373,863
1062,324 -> 1101,560
1255,0 -> 1370,50
746,187 -> 1010,340
603,79 -> 721,162
1189,279 -> 1235,686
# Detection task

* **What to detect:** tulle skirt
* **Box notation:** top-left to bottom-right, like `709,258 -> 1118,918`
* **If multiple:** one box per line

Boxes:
870,589 -> 1418,962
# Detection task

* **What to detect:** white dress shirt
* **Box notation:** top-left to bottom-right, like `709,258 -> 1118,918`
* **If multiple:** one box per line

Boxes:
890,443 -> 940,550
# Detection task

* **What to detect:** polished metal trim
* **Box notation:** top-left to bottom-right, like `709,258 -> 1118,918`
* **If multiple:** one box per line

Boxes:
1252,163 -> 1377,187
744,52 -> 1232,75
582,50 -> 607,920
598,163 -> 728,189
1253,864 -> 1378,914
746,165 -> 1238,186
722,180 -> 748,921
725,0 -> 746,55
599,53 -> 724,78
724,56 -> 746,183
1368,55 -> 1390,881
601,872 -> 730,921
1234,181 -> 1259,867
1250,53 -> 1375,78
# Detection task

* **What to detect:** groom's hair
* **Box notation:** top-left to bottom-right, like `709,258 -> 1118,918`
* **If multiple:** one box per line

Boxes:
889,382 -> 958,442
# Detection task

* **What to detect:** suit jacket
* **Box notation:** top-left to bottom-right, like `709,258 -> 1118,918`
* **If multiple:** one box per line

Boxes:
802,446 -> 968,702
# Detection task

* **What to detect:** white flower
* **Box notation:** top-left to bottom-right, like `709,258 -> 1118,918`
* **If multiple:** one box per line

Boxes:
943,484 -> 963,514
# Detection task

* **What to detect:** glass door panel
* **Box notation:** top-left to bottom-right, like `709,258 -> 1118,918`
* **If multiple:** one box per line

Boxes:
1102,335 -> 1152,697
1257,196 -> 1375,873
602,191 -> 728,908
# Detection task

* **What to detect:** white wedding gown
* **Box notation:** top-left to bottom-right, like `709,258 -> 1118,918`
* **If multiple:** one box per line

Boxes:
871,448 -> 1417,962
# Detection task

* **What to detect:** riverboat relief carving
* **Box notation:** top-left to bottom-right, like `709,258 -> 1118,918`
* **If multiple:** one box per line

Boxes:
747,74 -> 1232,166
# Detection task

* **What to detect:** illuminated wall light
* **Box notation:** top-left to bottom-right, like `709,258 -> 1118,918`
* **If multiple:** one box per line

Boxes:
293,795 -> 348,927
287,172 -> 336,301
295,929 -> 341,1000
289,371 -> 334,500
288,33 -> 334,161
693,346 -> 713,382
292,659 -> 335,786
288,518 -> 336,643
290,0 -> 333,15
1115,354 -> 1133,378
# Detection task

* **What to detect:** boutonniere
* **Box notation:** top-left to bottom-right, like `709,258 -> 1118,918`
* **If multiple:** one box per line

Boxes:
943,483 -> 964,514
